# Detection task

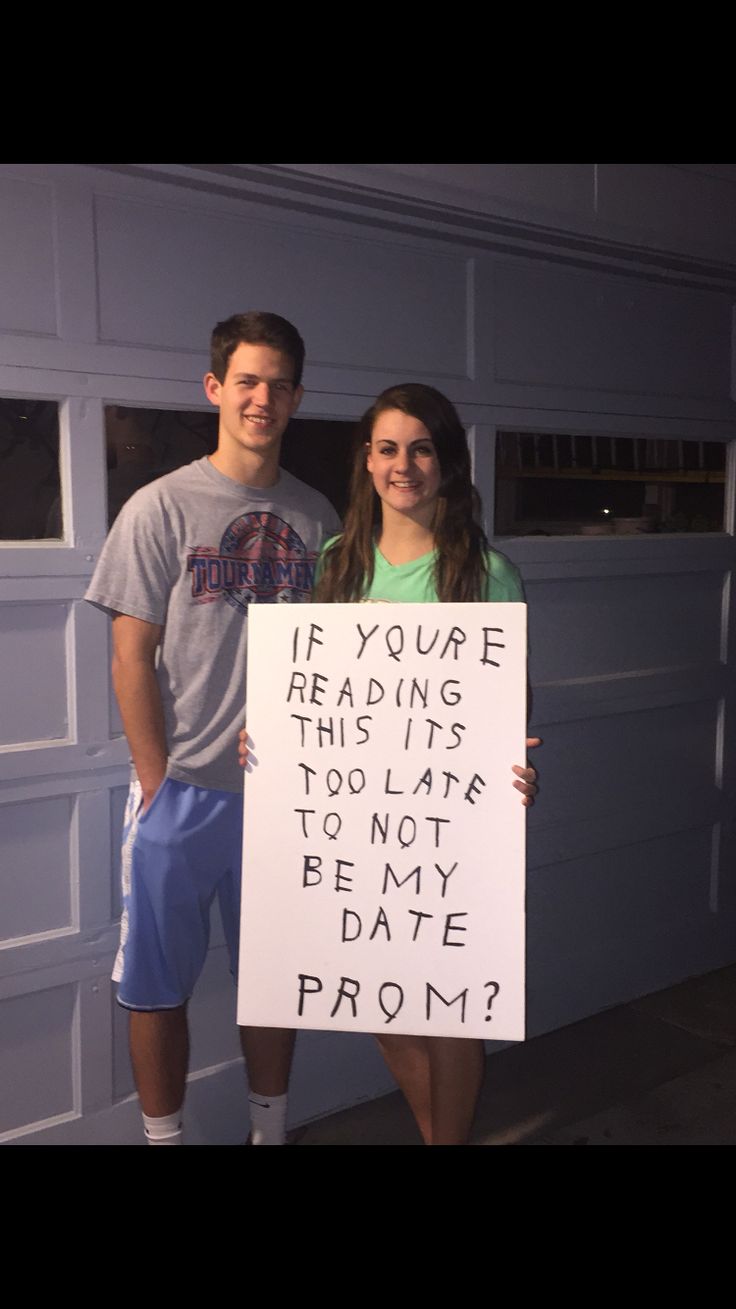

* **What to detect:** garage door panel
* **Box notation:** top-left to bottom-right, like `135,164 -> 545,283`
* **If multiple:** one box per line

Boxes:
0,603 -> 70,745
1,795 -> 73,941
531,699 -> 720,826
526,570 -> 724,685
0,984 -> 76,1138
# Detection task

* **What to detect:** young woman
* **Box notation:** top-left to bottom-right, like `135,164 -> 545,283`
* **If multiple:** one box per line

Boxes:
311,382 -> 539,1146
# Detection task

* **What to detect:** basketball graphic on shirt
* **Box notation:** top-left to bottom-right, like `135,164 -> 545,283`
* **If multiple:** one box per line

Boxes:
186,512 -> 316,611
219,511 -> 314,612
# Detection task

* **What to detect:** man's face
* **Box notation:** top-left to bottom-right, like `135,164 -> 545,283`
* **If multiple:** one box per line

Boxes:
205,342 -> 303,460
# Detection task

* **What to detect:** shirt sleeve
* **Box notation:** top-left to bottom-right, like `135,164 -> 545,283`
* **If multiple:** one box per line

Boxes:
485,549 -> 525,602
84,484 -> 176,624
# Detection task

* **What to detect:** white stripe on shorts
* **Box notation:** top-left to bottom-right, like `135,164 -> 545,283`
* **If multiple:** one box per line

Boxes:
112,778 -> 144,984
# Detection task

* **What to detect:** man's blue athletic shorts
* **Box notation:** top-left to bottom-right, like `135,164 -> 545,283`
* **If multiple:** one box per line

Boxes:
113,776 -> 243,1010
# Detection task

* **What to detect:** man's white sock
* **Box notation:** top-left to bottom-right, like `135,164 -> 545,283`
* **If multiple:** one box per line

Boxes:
248,1092 -> 288,1145
142,1110 -> 183,1145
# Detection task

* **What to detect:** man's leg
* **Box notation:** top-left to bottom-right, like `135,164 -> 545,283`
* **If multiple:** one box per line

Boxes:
239,1026 -> 296,1144
129,1006 -> 189,1144
130,1006 -> 189,1115
116,780 -> 221,1144
217,817 -> 297,1145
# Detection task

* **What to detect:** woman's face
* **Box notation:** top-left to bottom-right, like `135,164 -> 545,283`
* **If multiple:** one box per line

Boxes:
366,409 -> 442,522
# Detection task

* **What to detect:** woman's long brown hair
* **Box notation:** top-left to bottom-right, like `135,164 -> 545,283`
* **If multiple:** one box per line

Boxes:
313,383 -> 491,603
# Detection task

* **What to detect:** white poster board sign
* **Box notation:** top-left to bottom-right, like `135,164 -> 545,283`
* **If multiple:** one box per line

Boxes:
237,602 -> 527,1041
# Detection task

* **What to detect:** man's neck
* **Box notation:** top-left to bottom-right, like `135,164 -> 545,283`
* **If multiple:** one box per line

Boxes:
209,447 -> 280,489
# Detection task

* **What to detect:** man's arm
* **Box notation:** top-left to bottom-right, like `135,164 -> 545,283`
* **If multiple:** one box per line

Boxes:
111,614 -> 167,811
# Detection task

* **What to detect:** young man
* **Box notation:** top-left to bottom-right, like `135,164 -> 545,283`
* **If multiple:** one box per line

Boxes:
86,312 -> 341,1144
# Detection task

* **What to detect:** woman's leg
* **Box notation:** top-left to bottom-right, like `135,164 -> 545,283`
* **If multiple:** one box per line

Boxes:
375,1032 -> 485,1144
427,1036 -> 485,1145
374,1032 -> 433,1144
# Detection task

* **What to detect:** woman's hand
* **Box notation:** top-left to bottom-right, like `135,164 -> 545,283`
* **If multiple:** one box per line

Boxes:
238,727 -> 250,768
512,736 -> 542,807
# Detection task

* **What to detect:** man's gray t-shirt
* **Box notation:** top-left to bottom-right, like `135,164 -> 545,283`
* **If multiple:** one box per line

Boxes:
85,457 -> 341,792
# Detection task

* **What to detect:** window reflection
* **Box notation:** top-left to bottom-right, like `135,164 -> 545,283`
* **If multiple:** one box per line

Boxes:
1,398 -> 355,541
0,399 -> 61,540
105,406 -> 219,526
495,431 -> 727,536
104,407 -> 352,524
280,417 -> 353,519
